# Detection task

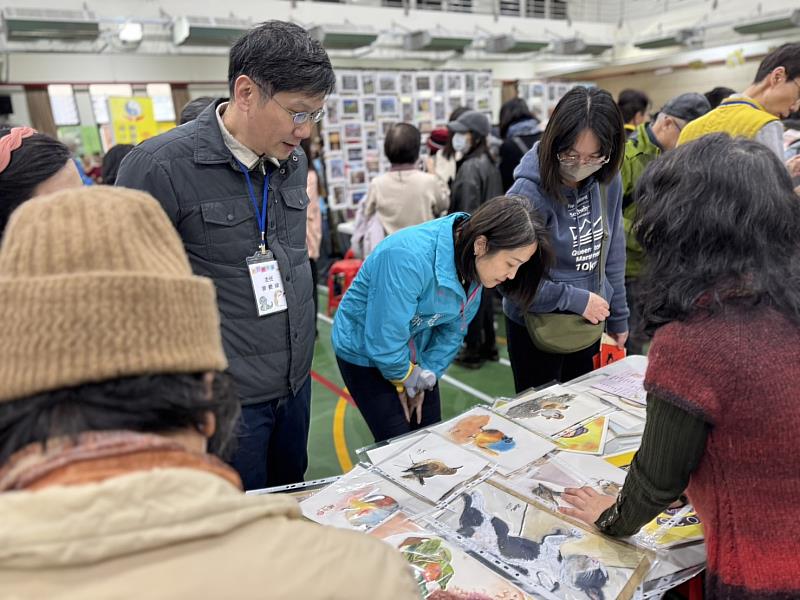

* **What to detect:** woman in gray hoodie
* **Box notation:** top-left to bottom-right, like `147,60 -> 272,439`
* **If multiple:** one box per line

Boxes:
505,87 -> 629,391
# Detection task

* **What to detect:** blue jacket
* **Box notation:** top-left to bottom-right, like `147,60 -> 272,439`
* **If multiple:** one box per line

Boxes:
332,213 -> 481,381
505,143 -> 629,334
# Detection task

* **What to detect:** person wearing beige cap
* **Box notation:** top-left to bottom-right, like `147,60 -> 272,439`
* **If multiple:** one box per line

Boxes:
0,186 -> 418,599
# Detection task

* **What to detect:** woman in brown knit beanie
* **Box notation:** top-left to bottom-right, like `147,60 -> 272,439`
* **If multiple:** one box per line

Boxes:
0,186 -> 419,599
560,134 -> 800,599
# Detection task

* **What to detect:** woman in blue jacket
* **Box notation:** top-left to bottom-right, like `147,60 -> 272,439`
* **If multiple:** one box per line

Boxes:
333,196 -> 550,442
505,86 -> 628,392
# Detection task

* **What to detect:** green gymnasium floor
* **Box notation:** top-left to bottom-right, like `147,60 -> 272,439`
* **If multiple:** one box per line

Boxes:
306,288 -> 516,480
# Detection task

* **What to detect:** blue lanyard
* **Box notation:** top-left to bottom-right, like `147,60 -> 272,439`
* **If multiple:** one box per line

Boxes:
235,159 -> 270,252
720,99 -> 761,111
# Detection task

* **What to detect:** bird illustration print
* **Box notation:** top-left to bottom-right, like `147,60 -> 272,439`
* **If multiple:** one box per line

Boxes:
506,393 -> 574,421
447,414 -> 517,457
401,459 -> 462,486
456,490 -> 609,599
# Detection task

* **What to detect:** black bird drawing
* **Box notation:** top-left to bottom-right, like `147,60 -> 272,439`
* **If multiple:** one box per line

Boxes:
401,459 -> 461,485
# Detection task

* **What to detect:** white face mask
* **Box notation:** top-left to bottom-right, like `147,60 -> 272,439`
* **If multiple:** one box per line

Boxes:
452,133 -> 469,153
560,162 -> 602,182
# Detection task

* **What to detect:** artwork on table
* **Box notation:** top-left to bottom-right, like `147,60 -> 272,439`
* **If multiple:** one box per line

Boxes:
370,513 -> 528,600
340,73 -> 360,94
378,74 -> 397,93
497,384 -> 608,436
325,98 -> 339,125
378,96 -> 399,117
638,505 -> 704,549
439,482 -> 650,600
362,74 -> 376,95
376,432 -> 488,503
328,157 -> 345,180
363,100 -> 376,123
347,147 -> 363,162
327,130 -> 342,152
604,450 -> 636,471
300,465 -> 431,531
553,415 -> 609,455
591,372 -> 647,407
342,98 -> 361,118
344,122 -> 363,141
431,406 -> 556,476
498,452 -> 626,511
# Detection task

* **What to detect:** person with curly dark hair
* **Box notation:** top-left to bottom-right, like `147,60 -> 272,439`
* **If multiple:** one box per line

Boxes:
561,134 -> 800,599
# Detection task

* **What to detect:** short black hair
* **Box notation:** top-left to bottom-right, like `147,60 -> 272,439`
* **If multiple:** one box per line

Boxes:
0,372 -> 240,466
754,43 -> 800,83
101,144 -> 134,185
0,128 -> 72,237
384,123 -> 421,165
499,97 -> 534,138
179,96 -> 217,125
538,87 -> 626,203
454,195 -> 552,309
634,133 -> 800,334
228,21 -> 336,99
617,89 -> 651,123
704,87 -> 735,109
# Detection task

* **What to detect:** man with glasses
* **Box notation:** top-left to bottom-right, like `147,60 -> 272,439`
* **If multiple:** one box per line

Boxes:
678,42 -> 800,180
620,93 -> 710,354
117,21 -> 336,490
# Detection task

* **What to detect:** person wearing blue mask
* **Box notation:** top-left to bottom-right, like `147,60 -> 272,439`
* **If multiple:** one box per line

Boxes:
505,86 -> 628,392
332,196 -> 551,442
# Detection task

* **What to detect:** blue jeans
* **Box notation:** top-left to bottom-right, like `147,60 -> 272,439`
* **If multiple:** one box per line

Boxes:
229,377 -> 311,491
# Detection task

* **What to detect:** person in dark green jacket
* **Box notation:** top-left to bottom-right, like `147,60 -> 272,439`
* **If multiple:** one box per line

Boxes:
621,92 -> 710,354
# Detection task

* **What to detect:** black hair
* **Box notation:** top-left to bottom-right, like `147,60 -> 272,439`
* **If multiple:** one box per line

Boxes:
634,133 -> 800,334
459,134 -> 493,165
454,195 -> 552,308
0,128 -> 72,236
442,106 -> 470,160
704,86 -> 735,109
0,372 -> 241,465
499,97 -> 534,138
100,144 -> 134,185
617,89 -> 651,123
179,96 -> 218,125
754,42 -> 800,83
228,21 -> 336,99
384,123 -> 421,165
538,87 -> 625,202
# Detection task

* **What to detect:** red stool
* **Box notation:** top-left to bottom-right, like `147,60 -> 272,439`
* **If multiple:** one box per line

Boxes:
327,250 -> 362,316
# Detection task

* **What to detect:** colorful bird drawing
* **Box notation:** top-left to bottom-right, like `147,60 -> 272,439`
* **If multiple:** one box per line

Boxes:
473,428 -> 516,456
343,492 -> 399,528
401,459 -> 462,485
506,394 -> 573,421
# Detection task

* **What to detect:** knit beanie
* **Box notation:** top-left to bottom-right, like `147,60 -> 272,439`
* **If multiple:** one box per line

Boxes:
0,186 -> 227,403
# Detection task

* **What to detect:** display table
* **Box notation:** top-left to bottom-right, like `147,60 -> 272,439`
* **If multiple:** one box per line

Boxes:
251,356 -> 705,599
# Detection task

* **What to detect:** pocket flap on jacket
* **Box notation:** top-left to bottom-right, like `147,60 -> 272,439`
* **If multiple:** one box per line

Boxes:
280,187 -> 310,211
201,200 -> 253,226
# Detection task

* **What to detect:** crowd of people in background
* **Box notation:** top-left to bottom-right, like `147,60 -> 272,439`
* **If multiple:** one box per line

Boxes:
1,23 -> 800,598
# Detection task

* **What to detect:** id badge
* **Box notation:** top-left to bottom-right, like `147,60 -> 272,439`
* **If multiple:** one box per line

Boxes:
246,250 -> 288,317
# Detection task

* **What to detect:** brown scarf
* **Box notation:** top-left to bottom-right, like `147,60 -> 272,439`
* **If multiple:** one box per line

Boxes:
0,430 -> 242,492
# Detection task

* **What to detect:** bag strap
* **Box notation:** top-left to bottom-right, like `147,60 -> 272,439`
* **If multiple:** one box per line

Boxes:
512,135 -> 531,154
598,183 -> 609,288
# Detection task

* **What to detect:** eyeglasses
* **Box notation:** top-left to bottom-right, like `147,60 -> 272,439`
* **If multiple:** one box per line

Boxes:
556,152 -> 610,167
271,96 -> 325,126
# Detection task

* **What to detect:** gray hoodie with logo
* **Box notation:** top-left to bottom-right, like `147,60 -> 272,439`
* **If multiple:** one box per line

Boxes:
504,142 -> 629,334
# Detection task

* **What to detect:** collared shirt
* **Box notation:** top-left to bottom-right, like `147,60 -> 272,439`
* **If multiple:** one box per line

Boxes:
215,102 -> 280,170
